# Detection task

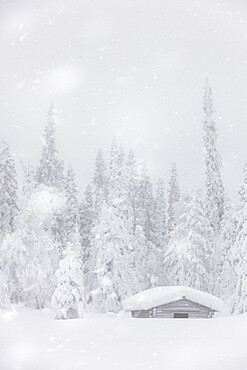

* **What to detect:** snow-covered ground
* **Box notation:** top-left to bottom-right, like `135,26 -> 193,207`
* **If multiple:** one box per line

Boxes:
0,306 -> 247,370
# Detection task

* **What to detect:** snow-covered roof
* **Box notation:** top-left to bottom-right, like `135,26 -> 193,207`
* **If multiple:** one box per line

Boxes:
122,286 -> 225,312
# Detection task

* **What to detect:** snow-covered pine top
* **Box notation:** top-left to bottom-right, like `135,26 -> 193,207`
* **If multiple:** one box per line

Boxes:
122,286 -> 225,312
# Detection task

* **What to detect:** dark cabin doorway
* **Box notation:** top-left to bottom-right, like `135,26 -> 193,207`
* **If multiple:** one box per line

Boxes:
174,313 -> 189,318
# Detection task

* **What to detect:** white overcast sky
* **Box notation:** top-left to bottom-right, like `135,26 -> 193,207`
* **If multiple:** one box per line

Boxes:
1,0 -> 247,198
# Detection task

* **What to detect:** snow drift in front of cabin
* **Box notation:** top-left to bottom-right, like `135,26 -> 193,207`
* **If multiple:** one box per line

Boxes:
0,306 -> 246,370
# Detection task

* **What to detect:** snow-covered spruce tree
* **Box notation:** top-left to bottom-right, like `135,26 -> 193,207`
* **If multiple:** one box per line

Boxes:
36,104 -> 66,253
154,176 -> 168,285
106,142 -> 151,292
64,165 -> 79,242
52,227 -> 85,319
125,149 -> 138,232
234,256 -> 247,315
135,161 -> 155,242
154,176 -> 167,247
232,162 -> 247,314
91,203 -> 134,313
167,162 -> 180,237
89,141 -> 137,300
93,148 -> 108,215
1,185 -> 61,307
108,140 -> 135,232
164,192 -> 211,292
0,140 -> 18,242
0,269 -> 8,308
108,139 -> 122,207
79,183 -> 95,296
216,205 -> 236,309
202,78 -> 224,232
146,241 -> 161,288
131,225 -> 149,293
108,140 -> 123,203
135,161 -> 159,287
123,149 -> 159,288
79,184 -> 95,261
22,162 -> 37,200
51,205 -> 67,259
88,141 -> 123,299
52,164 -> 80,259
36,103 -> 64,189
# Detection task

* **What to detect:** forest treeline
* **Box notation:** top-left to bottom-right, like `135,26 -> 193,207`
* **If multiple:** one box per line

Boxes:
0,79 -> 246,319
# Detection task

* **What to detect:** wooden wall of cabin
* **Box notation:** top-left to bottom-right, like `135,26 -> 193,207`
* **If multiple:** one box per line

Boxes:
131,299 -> 215,318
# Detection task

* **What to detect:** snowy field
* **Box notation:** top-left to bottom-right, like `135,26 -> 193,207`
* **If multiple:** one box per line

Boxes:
0,306 -> 247,370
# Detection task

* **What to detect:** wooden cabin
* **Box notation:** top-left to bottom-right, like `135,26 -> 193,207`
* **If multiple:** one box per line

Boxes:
122,286 -> 225,319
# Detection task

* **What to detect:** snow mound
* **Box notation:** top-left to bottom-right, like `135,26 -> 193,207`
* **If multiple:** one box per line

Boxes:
122,286 -> 226,312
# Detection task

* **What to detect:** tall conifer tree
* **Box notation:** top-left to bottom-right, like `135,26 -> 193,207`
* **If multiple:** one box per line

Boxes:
79,184 -> 95,263
0,140 -> 18,241
93,148 -> 108,214
22,162 -> 37,199
91,203 -> 134,313
125,150 -> 138,232
167,163 -> 180,237
135,161 -> 158,287
135,161 -> 155,242
36,104 -> 64,189
79,183 -> 95,295
232,162 -> 247,314
64,165 -> 79,242
215,202 -> 236,310
202,78 -> 224,232
154,176 -> 168,284
164,192 -> 211,292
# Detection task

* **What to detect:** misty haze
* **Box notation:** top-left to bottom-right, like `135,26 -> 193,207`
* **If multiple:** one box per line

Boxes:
0,1 -> 247,370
